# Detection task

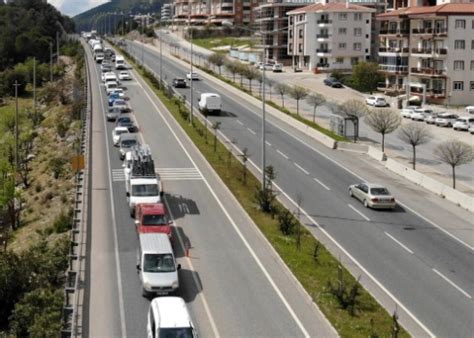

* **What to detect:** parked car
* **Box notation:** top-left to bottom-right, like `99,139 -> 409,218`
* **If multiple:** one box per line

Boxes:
424,112 -> 440,124
254,62 -> 263,69
323,77 -> 343,88
465,106 -> 474,114
172,78 -> 187,88
468,125 -> 474,134
112,126 -> 130,146
349,183 -> 396,209
272,63 -> 283,72
453,116 -> 474,131
186,72 -> 200,81
435,113 -> 459,127
118,71 -> 132,81
400,108 -> 415,119
107,107 -> 122,121
259,63 -> 273,70
366,96 -> 388,107
134,203 -> 172,238
411,108 -> 433,121
146,297 -> 196,337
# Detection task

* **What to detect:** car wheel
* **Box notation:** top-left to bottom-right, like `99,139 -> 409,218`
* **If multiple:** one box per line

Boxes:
142,287 -> 150,298
363,199 -> 369,208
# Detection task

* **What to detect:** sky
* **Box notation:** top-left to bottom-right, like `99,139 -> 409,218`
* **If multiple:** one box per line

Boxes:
48,0 -> 109,17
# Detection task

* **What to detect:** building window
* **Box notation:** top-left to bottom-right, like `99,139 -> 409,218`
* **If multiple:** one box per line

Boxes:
472,40 -> 474,49
471,60 -> 474,70
289,16 -> 293,25
454,61 -> 464,70
351,57 -> 359,65
455,19 -> 465,29
298,43 -> 302,52
453,81 -> 464,91
353,43 -> 362,51
354,28 -> 362,36
454,40 -> 465,49
335,57 -> 344,63
354,13 -> 362,21
299,29 -> 303,38
471,81 -> 474,91
339,43 -> 346,49
339,28 -> 347,34
339,13 -> 347,20
289,29 -> 293,38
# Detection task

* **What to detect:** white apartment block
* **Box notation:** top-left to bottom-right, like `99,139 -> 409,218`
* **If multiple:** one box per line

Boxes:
287,3 -> 375,71
161,3 -> 174,23
378,3 -> 474,105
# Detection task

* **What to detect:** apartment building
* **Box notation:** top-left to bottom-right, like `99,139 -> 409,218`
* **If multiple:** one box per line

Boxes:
377,3 -> 474,105
173,0 -> 260,26
253,0 -> 314,65
161,3 -> 174,23
287,3 -> 374,71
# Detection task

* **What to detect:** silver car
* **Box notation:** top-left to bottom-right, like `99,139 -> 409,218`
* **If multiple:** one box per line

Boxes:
349,183 -> 396,209
435,113 -> 459,127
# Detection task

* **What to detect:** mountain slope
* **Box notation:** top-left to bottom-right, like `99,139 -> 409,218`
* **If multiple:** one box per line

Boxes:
73,0 -> 164,32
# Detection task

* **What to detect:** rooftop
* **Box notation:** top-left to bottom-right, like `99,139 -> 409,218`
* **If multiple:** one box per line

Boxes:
377,3 -> 474,18
288,2 -> 376,14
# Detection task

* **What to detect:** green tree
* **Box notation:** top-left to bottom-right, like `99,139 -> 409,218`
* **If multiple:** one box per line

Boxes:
224,60 -> 239,82
306,93 -> 326,123
350,62 -> 383,93
275,83 -> 290,108
243,65 -> 260,94
208,53 -> 225,75
290,85 -> 309,116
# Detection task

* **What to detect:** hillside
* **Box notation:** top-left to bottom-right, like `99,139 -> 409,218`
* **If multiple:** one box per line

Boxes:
74,0 -> 165,32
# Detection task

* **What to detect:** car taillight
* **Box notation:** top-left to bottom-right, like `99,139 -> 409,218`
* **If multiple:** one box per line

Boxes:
372,198 -> 379,202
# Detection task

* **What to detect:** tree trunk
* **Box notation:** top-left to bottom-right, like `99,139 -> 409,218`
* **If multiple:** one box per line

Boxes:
452,165 -> 456,189
313,106 -> 316,123
281,95 -> 285,108
412,145 -> 416,170
296,100 -> 299,115
249,79 -> 252,94
382,132 -> 385,152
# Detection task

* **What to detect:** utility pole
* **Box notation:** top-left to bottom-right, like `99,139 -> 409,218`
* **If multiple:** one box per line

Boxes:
159,31 -> 163,82
56,31 -> 60,64
49,42 -> 53,82
13,81 -> 20,172
188,13 -> 193,125
33,57 -> 36,124
141,16 -> 145,65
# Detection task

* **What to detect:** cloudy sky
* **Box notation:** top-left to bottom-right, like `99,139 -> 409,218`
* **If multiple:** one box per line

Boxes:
48,0 -> 109,17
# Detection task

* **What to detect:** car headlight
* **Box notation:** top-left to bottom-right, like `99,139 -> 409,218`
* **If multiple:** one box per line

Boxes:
143,281 -> 151,290
172,281 -> 179,289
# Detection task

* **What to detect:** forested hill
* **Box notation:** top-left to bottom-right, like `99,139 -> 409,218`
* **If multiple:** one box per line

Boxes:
73,0 -> 165,33
0,0 -> 75,71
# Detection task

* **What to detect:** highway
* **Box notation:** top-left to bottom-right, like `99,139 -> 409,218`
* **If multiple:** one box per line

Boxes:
126,39 -> 474,337
84,41 -> 336,337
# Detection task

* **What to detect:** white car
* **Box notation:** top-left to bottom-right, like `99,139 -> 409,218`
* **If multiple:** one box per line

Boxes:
259,63 -> 274,70
118,71 -> 132,81
108,88 -> 126,98
435,113 -> 459,127
400,108 -> 415,118
112,99 -> 129,112
453,116 -> 474,131
425,112 -> 441,124
186,72 -> 200,81
468,125 -> 474,134
112,126 -> 130,146
465,106 -> 474,114
147,297 -> 196,338
102,71 -> 117,83
411,108 -> 433,121
366,96 -> 388,107
105,81 -> 119,95
349,183 -> 396,209
272,63 -> 283,72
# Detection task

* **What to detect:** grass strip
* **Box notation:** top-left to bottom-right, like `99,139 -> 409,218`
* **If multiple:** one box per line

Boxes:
117,44 -> 409,338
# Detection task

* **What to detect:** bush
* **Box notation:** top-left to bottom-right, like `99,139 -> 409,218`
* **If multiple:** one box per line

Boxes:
0,68 -> 27,96
278,209 -> 296,235
52,209 -> 73,233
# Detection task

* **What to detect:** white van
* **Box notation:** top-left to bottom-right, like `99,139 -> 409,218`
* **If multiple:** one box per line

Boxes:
147,297 -> 197,338
105,81 -> 119,95
115,55 -> 126,70
137,233 -> 180,297
198,93 -> 222,115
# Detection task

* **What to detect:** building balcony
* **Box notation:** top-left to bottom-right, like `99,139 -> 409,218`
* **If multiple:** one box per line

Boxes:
377,83 -> 406,95
433,48 -> 447,55
410,68 -> 446,76
379,65 -> 408,73
412,28 -> 433,35
433,28 -> 448,36
379,29 -> 410,36
411,47 -> 432,54
379,47 -> 409,54
316,34 -> 331,39
317,19 -> 332,24
316,63 -> 330,68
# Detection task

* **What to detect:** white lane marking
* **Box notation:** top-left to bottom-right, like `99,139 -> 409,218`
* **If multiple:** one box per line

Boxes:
276,149 -> 289,160
134,66 -> 309,338
432,269 -> 472,299
348,204 -> 371,222
265,141 -> 272,147
90,49 -> 127,337
294,163 -> 310,175
313,178 -> 330,191
385,232 -> 414,254
247,127 -> 256,135
236,120 -> 244,126
217,134 -> 435,337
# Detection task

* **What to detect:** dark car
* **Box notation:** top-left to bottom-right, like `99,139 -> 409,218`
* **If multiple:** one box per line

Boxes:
116,120 -> 137,133
172,78 -> 187,88
324,77 -> 343,88
116,116 -> 132,126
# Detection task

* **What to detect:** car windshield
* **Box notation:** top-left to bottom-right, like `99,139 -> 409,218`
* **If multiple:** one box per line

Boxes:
143,214 -> 169,225
370,188 -> 390,196
121,139 -> 137,148
114,100 -> 125,105
158,327 -> 193,338
116,129 -> 128,135
143,254 -> 175,273
118,118 -> 131,123
132,184 -> 159,196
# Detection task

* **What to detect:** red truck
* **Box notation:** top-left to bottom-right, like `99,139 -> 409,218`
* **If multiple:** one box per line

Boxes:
134,203 -> 173,238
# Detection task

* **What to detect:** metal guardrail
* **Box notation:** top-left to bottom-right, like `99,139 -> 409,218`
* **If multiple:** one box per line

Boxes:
60,45 -> 91,337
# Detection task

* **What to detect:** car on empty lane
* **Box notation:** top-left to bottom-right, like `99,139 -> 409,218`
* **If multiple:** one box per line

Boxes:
323,77 -> 343,88
349,183 -> 396,209
172,78 -> 187,88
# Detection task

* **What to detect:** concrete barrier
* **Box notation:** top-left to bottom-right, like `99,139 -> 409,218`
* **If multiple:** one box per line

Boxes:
368,146 -> 387,161
385,159 -> 474,212
337,142 -> 369,153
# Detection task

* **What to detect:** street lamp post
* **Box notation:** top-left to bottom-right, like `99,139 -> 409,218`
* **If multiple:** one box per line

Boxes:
188,14 -> 193,125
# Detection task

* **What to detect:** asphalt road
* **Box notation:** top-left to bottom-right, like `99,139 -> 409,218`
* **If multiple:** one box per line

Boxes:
126,39 -> 474,337
85,41 -> 336,337
157,31 -> 474,189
